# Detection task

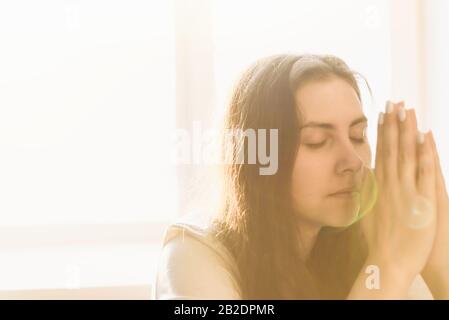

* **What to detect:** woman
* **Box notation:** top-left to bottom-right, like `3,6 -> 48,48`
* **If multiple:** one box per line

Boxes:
153,54 -> 449,299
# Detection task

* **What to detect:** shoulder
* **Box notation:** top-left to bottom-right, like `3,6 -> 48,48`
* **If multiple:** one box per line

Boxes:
152,222 -> 242,300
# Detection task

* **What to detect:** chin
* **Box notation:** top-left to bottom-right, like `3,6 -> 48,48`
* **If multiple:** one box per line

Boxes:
322,201 -> 361,228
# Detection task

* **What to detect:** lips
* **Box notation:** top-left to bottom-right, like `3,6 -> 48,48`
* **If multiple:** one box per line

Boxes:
329,187 -> 360,196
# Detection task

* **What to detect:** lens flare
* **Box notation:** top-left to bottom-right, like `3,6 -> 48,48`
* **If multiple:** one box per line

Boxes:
323,165 -> 378,234
353,165 -> 378,224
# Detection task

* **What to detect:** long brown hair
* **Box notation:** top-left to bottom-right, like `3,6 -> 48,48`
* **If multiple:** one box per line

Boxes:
211,54 -> 369,299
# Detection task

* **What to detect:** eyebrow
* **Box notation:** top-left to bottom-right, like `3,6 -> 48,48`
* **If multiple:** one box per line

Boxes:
299,116 -> 367,130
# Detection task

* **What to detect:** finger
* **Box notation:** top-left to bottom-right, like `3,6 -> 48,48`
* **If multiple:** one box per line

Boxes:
398,104 -> 417,188
408,108 -> 418,132
417,132 -> 436,201
382,100 -> 400,185
429,131 -> 448,197
374,111 -> 385,184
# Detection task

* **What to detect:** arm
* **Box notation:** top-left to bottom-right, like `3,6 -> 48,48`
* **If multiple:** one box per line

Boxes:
347,254 -> 415,299
154,236 -> 242,300
422,131 -> 449,299
422,269 -> 449,300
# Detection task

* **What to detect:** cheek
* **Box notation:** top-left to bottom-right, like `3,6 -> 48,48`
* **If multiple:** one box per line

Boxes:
358,144 -> 372,168
291,150 -> 331,201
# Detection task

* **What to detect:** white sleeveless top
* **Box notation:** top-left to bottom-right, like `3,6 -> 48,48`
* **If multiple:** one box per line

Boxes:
151,222 -> 433,300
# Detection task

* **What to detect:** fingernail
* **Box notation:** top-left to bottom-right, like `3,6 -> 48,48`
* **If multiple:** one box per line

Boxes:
386,100 -> 394,114
378,112 -> 384,125
398,107 -> 406,122
417,131 -> 425,144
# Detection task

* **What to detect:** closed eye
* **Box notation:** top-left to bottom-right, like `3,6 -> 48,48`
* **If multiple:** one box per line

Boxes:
305,136 -> 366,149
350,127 -> 367,144
305,141 -> 326,149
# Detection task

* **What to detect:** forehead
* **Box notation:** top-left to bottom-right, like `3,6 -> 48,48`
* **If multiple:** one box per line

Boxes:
294,77 -> 363,124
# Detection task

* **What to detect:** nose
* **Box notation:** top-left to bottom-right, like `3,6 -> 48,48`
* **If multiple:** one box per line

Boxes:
335,139 -> 364,175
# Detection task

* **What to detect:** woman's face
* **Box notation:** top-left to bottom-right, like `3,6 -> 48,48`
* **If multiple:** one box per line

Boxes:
291,77 -> 372,228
